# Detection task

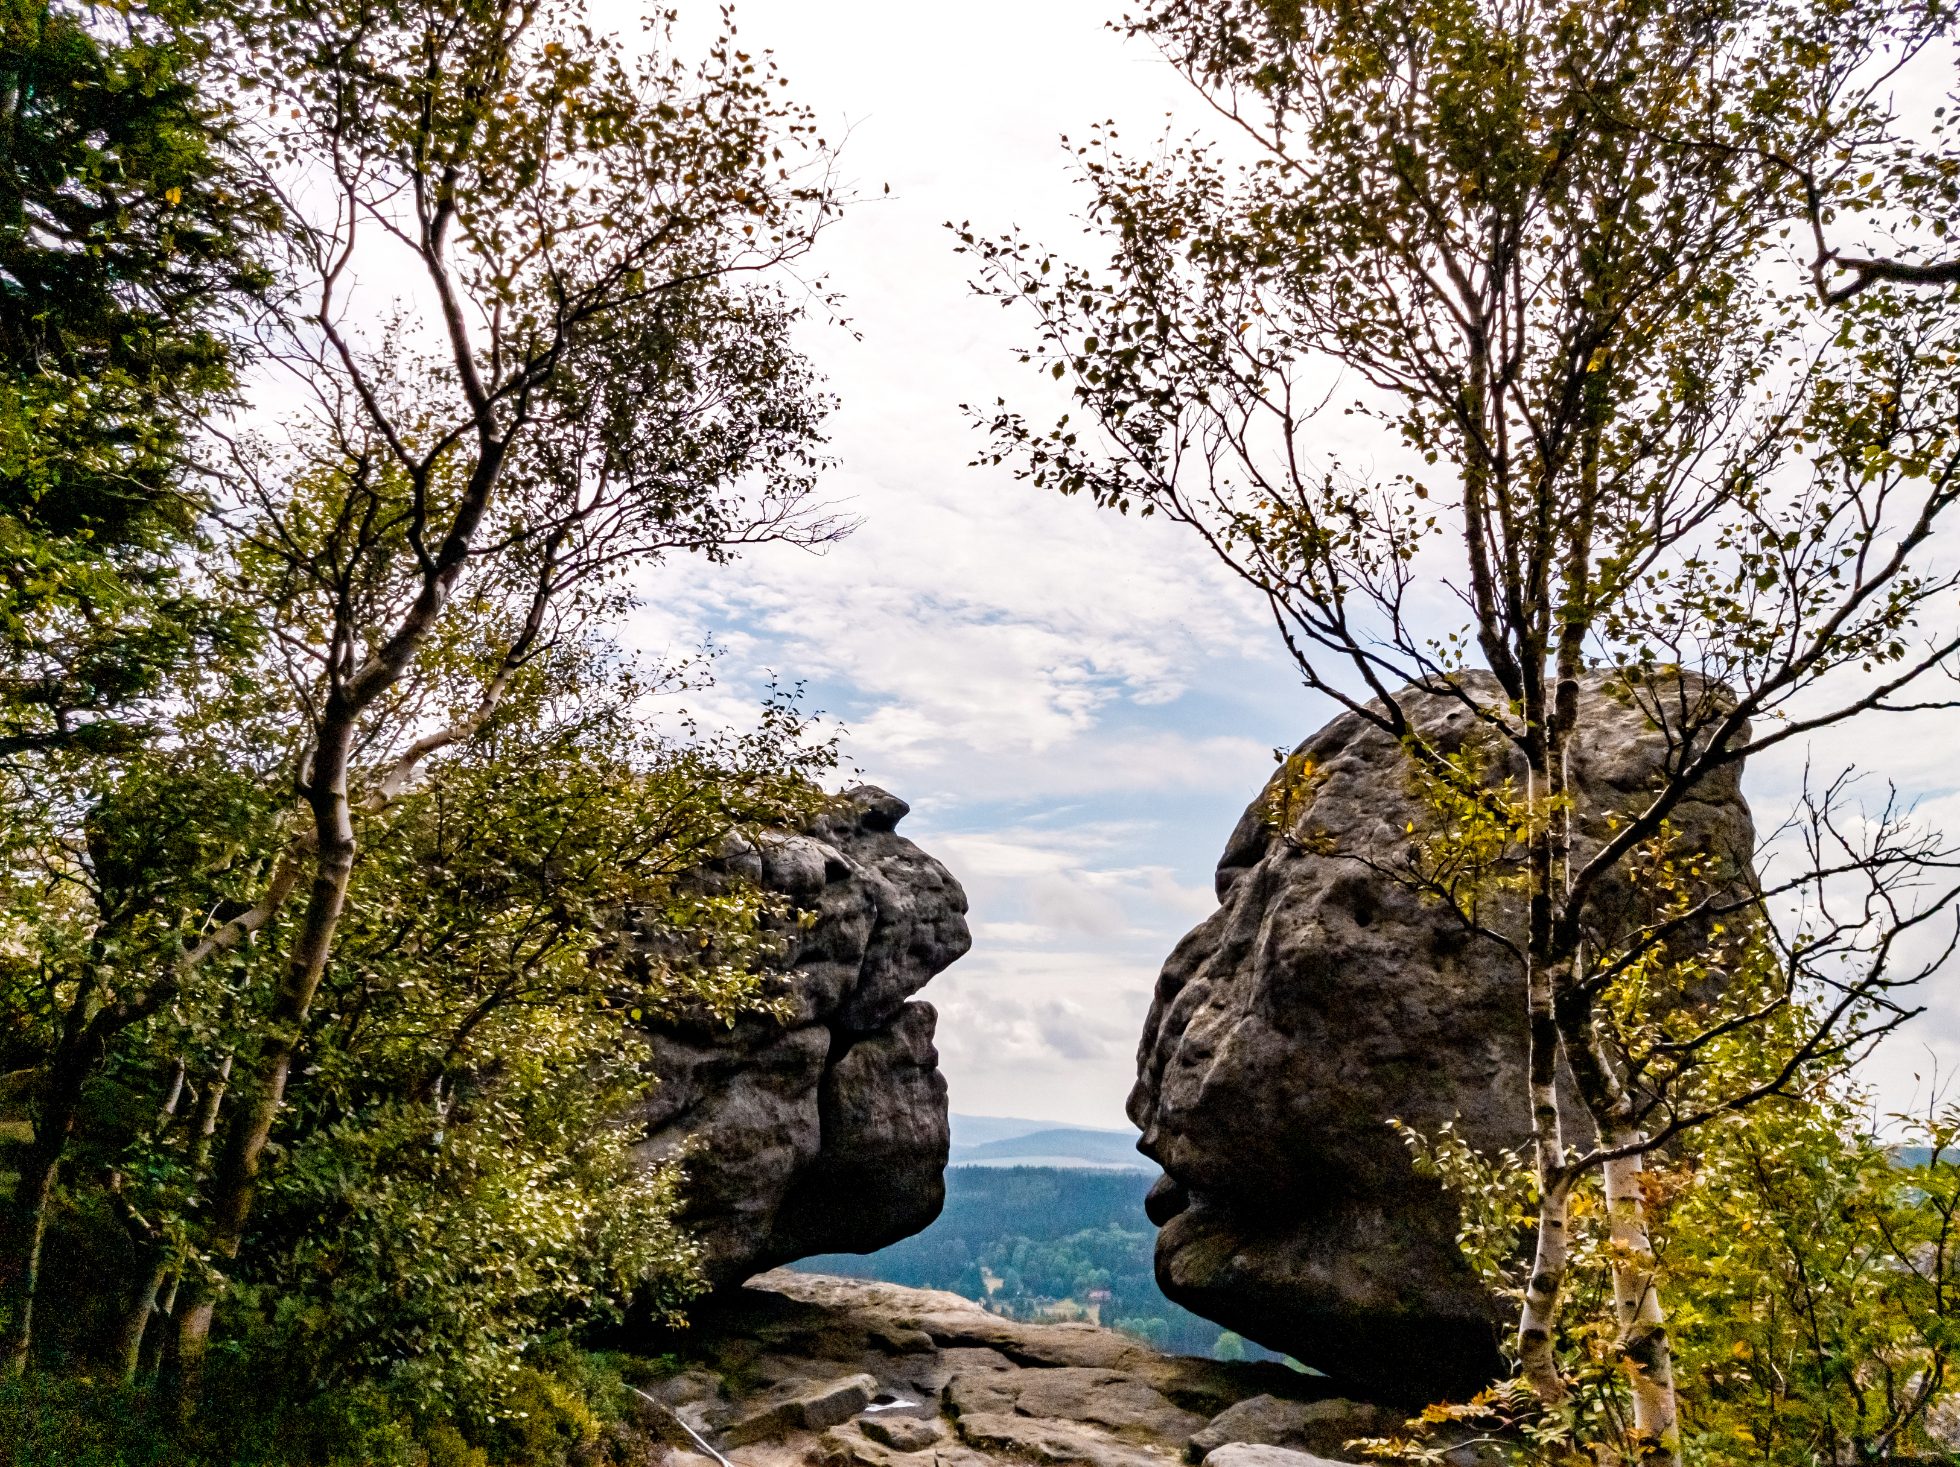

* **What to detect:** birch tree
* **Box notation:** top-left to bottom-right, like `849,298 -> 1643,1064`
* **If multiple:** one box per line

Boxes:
962,0 -> 1960,1457
1,0 -> 845,1386
164,0 -> 842,1390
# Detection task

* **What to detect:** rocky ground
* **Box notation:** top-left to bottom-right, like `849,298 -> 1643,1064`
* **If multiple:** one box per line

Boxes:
628,1272 -> 1419,1467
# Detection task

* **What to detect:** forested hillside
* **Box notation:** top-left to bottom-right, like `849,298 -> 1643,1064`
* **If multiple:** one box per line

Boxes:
796,1167 -> 1279,1362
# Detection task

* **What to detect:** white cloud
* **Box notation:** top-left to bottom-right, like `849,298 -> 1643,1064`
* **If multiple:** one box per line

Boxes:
928,943 -> 1160,1127
601,0 -> 1960,1129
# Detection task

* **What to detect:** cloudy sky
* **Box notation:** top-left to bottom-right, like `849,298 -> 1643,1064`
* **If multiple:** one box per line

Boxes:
601,0 -> 1960,1128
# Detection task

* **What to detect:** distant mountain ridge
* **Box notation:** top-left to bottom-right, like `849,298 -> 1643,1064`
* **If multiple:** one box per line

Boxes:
947,1114 -> 1154,1172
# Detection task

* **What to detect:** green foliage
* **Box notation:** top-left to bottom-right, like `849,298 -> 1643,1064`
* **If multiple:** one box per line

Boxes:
1393,1121 -> 1535,1305
0,0 -> 846,1425
0,1374 -> 176,1467
0,1350 -> 662,1465
1666,1095 -> 1960,1462
478,1364 -> 605,1466
1371,1069 -> 1960,1464
0,0 -> 272,755
966,11 -> 1960,1441
37,639 -> 835,1410
968,38 -> 1960,1452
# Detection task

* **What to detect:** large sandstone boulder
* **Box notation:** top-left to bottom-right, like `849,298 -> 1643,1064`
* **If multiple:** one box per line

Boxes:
1130,675 -> 1754,1403
631,787 -> 971,1288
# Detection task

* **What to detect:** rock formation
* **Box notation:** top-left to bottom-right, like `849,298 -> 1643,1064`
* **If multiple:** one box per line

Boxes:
1130,675 -> 1755,1402
632,1270 -> 1401,1467
631,787 -> 971,1289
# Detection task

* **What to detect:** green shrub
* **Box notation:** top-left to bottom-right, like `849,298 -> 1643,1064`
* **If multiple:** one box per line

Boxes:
480,1367 -> 602,1467
423,1422 -> 490,1467
0,1375 -> 175,1467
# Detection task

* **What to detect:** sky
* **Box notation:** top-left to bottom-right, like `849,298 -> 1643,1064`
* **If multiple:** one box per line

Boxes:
604,0 -> 1317,1129
595,0 -> 1960,1129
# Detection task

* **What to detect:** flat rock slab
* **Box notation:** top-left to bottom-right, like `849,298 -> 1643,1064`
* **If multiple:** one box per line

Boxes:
722,1372 -> 880,1445
1204,1447 -> 1356,1467
642,1273 -> 1370,1466
947,1365 -> 1205,1442
748,1270 -> 1322,1411
1185,1395 -> 1402,1461
954,1411 -> 1184,1467
861,1417 -> 948,1451
820,1422 -> 991,1467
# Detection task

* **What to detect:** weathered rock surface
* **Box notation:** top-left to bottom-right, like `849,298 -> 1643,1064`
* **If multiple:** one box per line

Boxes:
723,1372 -> 883,1444
1131,674 -> 1755,1402
1203,1446 -> 1355,1467
860,1416 -> 948,1451
631,788 -> 971,1289
1186,1396 -> 1403,1462
643,1271 -> 1393,1467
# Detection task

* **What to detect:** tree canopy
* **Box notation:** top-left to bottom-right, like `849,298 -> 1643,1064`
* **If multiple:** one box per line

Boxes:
0,0 -> 273,755
965,0 -> 1960,1457
0,0 -> 851,1446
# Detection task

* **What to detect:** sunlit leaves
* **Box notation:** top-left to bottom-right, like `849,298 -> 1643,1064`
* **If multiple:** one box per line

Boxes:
962,0 -> 1960,741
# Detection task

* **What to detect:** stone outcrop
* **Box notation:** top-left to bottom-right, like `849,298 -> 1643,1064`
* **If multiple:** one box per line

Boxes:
1202,1447 -> 1355,1467
1187,1397 -> 1401,1461
634,1270 -> 1395,1467
631,788 -> 971,1289
1130,675 -> 1755,1402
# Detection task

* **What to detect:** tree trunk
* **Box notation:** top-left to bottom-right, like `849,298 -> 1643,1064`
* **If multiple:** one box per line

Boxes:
4,861 -> 289,1379
1518,742 -> 1573,1406
1518,1169 -> 1572,1403
115,1255 -> 174,1384
143,1273 -> 180,1379
1,1018 -> 97,1374
1517,957 -> 1571,1402
1,1149 -> 54,1376
1557,976 -> 1684,1465
172,784 -> 355,1400
1603,1138 -> 1681,1465
164,420 -> 506,1405
116,1054 -> 229,1383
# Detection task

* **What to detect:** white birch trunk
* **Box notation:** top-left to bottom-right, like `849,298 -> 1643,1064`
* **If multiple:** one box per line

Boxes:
1517,1170 -> 1572,1403
1603,1137 -> 1680,1465
1518,948 -> 1570,1403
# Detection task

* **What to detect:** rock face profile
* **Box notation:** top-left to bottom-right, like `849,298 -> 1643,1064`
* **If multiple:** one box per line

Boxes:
1130,675 -> 1755,1403
632,787 -> 971,1289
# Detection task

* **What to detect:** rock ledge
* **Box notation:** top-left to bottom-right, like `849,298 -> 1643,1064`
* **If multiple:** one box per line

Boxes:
637,1271 -> 1399,1467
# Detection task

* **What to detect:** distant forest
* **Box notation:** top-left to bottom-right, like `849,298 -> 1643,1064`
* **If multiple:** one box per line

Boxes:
795,1167 -> 1285,1362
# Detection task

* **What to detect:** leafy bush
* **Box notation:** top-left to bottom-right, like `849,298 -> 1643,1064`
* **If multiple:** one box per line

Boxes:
0,1375 -> 175,1467
1371,1081 -> 1960,1464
